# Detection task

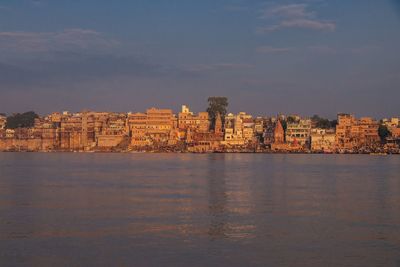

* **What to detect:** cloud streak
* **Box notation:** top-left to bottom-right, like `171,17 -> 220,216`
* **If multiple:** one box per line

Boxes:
0,29 -> 119,54
181,63 -> 254,72
258,3 -> 335,33
256,46 -> 293,54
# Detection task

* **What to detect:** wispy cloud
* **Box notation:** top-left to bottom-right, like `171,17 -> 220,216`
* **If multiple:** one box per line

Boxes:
182,63 -> 253,72
258,3 -> 335,33
260,4 -> 311,19
0,29 -> 119,54
256,46 -> 293,54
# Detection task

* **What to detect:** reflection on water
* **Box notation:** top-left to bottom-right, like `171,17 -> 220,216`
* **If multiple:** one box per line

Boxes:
0,153 -> 399,267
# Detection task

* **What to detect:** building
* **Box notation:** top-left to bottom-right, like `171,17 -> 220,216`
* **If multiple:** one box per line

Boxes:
270,120 -> 293,151
0,115 -> 6,130
254,117 -> 264,135
273,120 -> 285,144
5,129 -> 15,138
310,128 -> 336,152
382,117 -> 399,129
263,118 -> 276,146
335,113 -> 354,150
391,128 -> 400,139
96,113 -> 128,149
127,108 -> 177,148
178,105 -> 209,133
58,111 -> 116,151
240,113 -> 256,143
285,118 -> 312,147
222,112 -> 256,147
223,113 -> 245,146
356,117 -> 380,146
383,117 -> 400,138
128,112 -> 149,147
146,108 -> 175,138
336,114 -> 380,151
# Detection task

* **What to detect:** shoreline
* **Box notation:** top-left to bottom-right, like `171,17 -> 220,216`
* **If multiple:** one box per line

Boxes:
0,150 -> 396,155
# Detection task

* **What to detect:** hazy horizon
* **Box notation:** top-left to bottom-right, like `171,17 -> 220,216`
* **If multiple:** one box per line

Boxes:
1,0 -> 399,119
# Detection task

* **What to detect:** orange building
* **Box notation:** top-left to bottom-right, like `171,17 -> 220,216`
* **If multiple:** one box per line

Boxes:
178,105 -> 209,133
128,112 -> 149,146
336,114 -> 380,151
127,108 -> 177,147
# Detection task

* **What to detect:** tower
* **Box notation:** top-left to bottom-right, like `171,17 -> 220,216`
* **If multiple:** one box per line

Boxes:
274,120 -> 285,144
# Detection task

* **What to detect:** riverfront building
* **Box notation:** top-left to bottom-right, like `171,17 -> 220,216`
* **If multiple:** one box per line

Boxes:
178,105 -> 209,133
0,106 -> 396,153
285,118 -> 312,147
335,114 -> 380,151
310,128 -> 336,152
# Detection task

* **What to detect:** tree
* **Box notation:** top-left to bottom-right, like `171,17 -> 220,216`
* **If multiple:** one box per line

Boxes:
207,97 -> 228,130
311,114 -> 337,129
378,125 -> 390,142
6,111 -> 39,129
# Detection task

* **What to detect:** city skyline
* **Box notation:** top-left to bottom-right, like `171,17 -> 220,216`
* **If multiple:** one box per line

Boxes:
0,0 -> 399,118
1,104 -> 399,154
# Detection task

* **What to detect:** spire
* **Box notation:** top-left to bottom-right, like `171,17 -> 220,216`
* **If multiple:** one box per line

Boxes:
274,120 -> 284,144
276,120 -> 283,132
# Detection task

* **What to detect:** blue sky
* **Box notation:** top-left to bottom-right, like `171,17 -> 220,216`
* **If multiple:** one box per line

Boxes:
0,0 -> 399,118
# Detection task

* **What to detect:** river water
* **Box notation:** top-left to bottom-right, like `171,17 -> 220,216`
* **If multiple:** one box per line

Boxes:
0,153 -> 399,267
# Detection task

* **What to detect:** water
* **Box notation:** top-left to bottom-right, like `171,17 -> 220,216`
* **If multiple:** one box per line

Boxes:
0,153 -> 399,267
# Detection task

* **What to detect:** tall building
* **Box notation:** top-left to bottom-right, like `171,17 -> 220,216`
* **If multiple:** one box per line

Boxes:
285,118 -> 312,147
274,120 -> 285,144
146,108 -> 174,133
336,114 -> 380,150
335,113 -> 355,150
128,108 -> 177,147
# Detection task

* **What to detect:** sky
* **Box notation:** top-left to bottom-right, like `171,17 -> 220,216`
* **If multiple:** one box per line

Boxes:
0,0 -> 399,119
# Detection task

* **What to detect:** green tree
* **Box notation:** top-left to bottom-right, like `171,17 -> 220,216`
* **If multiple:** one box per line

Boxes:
6,111 -> 39,129
378,125 -> 390,142
207,97 -> 228,130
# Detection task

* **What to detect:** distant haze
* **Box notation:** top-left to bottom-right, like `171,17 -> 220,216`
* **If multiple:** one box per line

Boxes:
0,0 -> 399,119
